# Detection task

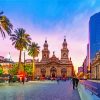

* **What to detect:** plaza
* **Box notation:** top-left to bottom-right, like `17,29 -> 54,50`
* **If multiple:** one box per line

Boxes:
0,80 -> 80,100
0,0 -> 100,100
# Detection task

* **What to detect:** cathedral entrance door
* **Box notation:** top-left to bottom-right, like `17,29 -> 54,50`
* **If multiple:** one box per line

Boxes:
62,74 -> 65,78
41,68 -> 46,79
61,68 -> 67,78
50,67 -> 56,78
42,74 -> 45,77
52,72 -> 55,77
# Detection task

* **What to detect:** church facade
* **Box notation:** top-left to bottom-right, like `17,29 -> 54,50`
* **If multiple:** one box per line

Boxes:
33,38 -> 74,78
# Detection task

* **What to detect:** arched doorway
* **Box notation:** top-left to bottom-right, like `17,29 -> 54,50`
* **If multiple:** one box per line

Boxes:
61,68 -> 66,78
41,68 -> 46,77
50,67 -> 57,78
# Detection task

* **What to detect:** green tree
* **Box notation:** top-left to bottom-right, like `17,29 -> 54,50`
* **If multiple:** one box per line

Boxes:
24,64 -> 33,76
28,42 -> 40,80
0,11 -> 13,38
0,65 -> 3,76
10,28 -> 31,73
8,64 -> 18,75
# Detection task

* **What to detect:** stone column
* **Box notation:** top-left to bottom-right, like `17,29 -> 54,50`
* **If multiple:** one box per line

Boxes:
46,67 -> 50,77
57,67 -> 61,77
35,68 -> 41,76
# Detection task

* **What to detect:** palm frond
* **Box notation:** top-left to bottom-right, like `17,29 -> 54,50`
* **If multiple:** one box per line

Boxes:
10,28 -> 31,51
28,42 -> 40,58
0,26 -> 5,38
0,11 -> 3,15
0,14 -> 13,38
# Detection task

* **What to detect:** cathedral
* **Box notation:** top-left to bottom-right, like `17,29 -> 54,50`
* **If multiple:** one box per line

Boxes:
33,37 -> 74,78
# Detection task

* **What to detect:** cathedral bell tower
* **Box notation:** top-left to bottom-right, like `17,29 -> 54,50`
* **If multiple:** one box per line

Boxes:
41,39 -> 50,62
61,36 -> 69,62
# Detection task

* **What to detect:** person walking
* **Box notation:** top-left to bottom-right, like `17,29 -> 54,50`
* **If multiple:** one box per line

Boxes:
72,77 -> 76,89
57,77 -> 60,84
20,76 -> 22,83
75,77 -> 79,88
22,76 -> 25,84
8,74 -> 12,84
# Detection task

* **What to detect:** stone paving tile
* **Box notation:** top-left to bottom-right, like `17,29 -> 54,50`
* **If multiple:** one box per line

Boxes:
0,81 -> 80,100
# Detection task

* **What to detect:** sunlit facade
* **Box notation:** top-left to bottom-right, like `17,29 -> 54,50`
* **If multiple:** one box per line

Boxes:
91,51 -> 100,79
0,56 -> 14,74
26,38 -> 74,78
78,66 -> 83,73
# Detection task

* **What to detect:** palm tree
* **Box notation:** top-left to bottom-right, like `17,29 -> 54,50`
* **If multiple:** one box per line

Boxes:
0,11 -> 13,38
10,28 -> 31,73
28,42 -> 40,80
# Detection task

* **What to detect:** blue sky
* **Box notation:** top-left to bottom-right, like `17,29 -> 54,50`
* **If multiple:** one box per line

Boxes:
0,0 -> 100,71
1,0 -> 99,31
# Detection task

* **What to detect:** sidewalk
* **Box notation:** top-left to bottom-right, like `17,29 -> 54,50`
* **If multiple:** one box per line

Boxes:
78,83 -> 100,100
88,80 -> 100,83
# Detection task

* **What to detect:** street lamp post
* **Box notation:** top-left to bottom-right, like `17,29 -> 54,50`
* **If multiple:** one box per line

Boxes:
24,51 -> 25,66
23,49 -> 26,72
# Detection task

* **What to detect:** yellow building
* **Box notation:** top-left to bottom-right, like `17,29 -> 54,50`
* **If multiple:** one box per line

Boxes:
0,56 -> 13,74
91,51 -> 100,79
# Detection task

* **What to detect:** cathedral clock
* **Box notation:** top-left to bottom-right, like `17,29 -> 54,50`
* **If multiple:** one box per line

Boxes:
43,54 -> 46,58
63,53 -> 67,57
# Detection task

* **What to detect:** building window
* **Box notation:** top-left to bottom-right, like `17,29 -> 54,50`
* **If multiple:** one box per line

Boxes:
61,68 -> 66,77
50,67 -> 56,72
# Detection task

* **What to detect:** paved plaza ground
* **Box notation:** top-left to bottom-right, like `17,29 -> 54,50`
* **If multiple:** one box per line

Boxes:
0,80 -> 80,100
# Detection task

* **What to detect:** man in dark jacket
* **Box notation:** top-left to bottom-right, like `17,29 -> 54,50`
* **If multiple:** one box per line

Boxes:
75,78 -> 79,88
8,74 -> 12,84
72,77 -> 76,89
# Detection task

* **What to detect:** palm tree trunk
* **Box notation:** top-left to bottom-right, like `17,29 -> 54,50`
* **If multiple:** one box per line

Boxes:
18,50 -> 22,74
32,57 -> 35,80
